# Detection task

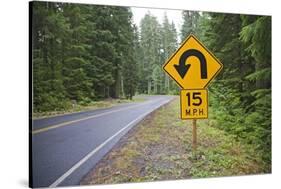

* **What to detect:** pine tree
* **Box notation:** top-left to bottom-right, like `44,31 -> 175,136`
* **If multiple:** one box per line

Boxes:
161,13 -> 178,94
119,11 -> 139,100
32,2 -> 70,111
86,6 -> 117,99
240,16 -> 271,161
197,12 -> 271,163
62,4 -> 92,103
181,10 -> 200,40
139,12 -> 162,94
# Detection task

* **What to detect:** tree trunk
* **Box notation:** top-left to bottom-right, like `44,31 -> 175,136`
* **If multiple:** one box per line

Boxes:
110,70 -> 120,98
120,75 -> 124,98
148,80 -> 151,94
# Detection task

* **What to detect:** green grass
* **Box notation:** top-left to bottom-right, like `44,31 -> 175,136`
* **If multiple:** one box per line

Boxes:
32,95 -> 146,119
80,97 -> 270,186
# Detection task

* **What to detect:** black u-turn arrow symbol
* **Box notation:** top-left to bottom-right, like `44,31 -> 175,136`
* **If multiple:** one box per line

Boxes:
174,49 -> 207,79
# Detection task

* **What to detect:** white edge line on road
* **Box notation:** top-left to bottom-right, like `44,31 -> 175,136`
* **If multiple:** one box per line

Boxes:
49,99 -> 172,188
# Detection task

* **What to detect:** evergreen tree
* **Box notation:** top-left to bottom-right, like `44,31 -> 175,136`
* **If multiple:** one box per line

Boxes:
196,12 -> 271,163
32,2 -> 70,111
161,13 -> 178,94
181,10 -> 200,40
120,16 -> 139,99
139,12 -> 162,94
240,16 -> 271,161
62,4 -> 92,102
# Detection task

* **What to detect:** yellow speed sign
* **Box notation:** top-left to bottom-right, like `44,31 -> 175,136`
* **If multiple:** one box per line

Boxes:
180,89 -> 208,119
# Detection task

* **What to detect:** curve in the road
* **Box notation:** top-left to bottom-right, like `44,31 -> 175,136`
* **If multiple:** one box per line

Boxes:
31,96 -> 174,188
33,99 -> 158,134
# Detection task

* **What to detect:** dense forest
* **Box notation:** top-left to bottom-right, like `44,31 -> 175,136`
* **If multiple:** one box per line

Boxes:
32,2 -> 271,164
32,2 -> 179,113
195,12 -> 271,163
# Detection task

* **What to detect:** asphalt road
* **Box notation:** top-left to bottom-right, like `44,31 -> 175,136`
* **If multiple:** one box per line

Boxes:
31,95 -> 174,188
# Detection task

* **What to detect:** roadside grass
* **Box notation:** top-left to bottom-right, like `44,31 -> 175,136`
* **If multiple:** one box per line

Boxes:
32,95 -> 146,119
81,97 -> 270,185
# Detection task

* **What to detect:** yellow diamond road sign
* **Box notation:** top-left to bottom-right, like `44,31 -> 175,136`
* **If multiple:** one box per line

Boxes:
163,34 -> 223,89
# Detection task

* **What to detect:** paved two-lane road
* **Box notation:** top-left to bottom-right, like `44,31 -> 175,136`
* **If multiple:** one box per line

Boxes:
31,95 -> 174,188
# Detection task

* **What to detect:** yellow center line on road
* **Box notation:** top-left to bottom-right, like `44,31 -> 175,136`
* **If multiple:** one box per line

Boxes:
32,100 -> 157,135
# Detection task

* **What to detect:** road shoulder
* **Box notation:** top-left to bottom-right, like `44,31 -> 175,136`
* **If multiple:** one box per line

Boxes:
33,95 -> 146,120
81,98 -> 270,185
